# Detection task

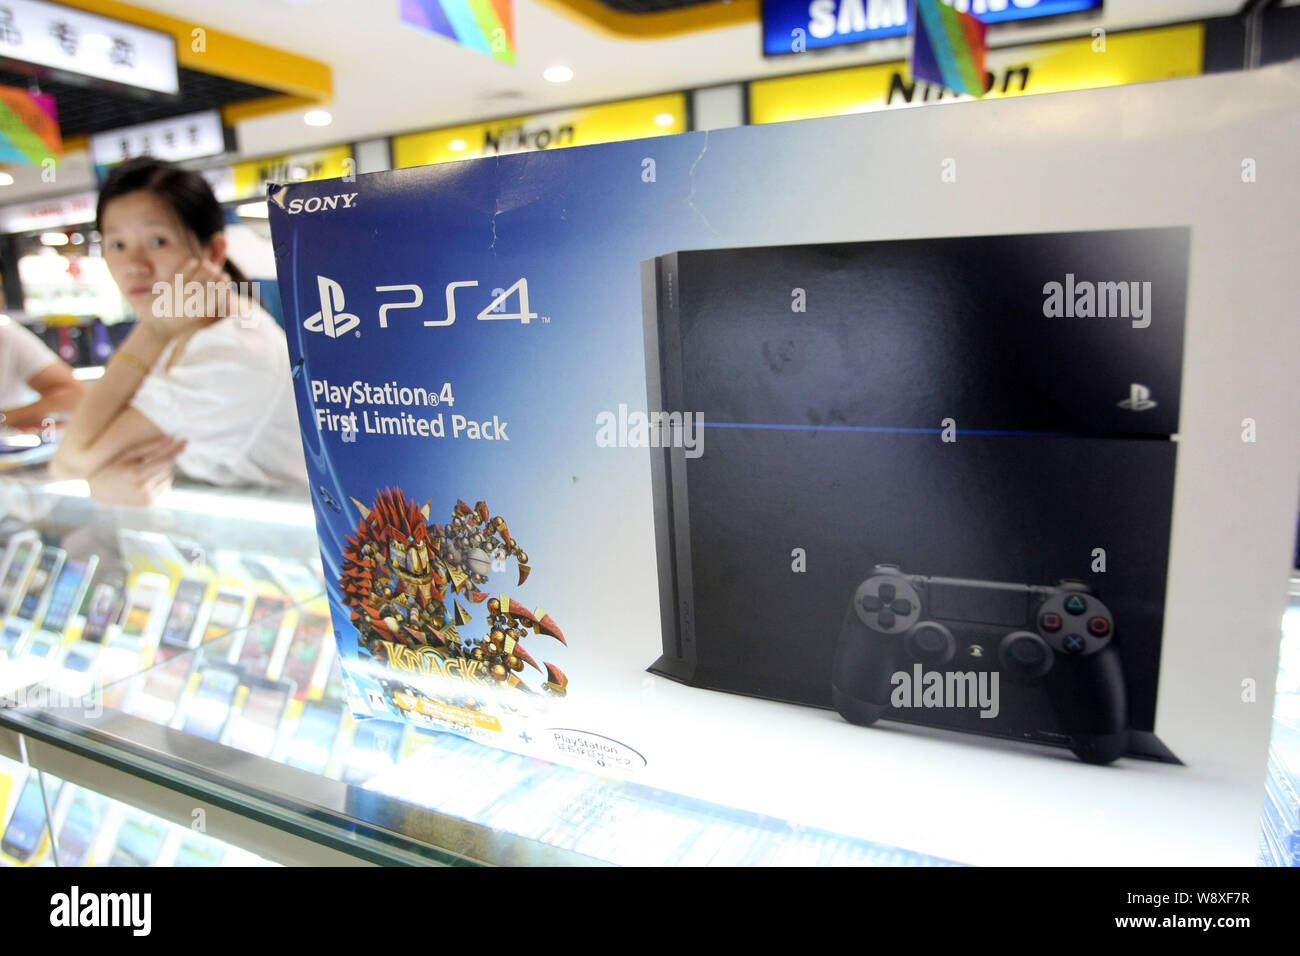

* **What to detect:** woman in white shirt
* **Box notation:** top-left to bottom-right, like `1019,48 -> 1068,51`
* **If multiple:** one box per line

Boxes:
0,318 -> 85,429
51,158 -> 306,504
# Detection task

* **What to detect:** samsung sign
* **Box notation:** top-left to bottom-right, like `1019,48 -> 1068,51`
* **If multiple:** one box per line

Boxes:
762,0 -> 1103,56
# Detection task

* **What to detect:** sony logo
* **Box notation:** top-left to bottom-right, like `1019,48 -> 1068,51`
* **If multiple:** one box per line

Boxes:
286,193 -> 359,215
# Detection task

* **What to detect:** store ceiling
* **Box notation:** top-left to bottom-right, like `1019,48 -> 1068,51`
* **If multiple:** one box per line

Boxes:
0,66 -> 278,137
0,0 -> 1254,203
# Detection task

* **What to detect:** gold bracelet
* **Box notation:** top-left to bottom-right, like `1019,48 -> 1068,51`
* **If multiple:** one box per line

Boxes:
112,351 -> 153,375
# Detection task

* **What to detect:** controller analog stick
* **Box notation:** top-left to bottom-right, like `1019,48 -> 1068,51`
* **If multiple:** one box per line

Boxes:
905,622 -> 955,665
999,631 -> 1053,678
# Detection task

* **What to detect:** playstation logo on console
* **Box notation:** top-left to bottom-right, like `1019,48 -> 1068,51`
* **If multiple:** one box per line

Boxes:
304,275 -> 360,338
1117,383 -> 1157,411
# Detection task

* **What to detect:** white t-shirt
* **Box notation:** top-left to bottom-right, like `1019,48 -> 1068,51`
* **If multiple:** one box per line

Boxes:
0,320 -> 60,410
130,309 -> 307,488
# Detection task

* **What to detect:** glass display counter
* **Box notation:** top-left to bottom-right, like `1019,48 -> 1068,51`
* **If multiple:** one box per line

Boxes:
0,472 -> 958,867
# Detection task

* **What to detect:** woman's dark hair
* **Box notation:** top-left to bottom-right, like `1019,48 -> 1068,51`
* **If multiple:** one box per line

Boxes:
96,156 -> 250,285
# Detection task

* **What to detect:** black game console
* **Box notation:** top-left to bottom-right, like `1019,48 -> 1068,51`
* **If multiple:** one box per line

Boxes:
641,230 -> 1189,763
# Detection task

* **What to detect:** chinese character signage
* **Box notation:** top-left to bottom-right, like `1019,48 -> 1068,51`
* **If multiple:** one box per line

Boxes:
0,0 -> 178,94
90,110 -> 228,182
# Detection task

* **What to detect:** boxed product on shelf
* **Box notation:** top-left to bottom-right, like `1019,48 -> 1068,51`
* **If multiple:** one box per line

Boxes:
274,65 -> 1300,863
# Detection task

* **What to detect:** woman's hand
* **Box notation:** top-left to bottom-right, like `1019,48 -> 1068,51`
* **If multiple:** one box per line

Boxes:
85,434 -> 187,506
138,256 -> 234,342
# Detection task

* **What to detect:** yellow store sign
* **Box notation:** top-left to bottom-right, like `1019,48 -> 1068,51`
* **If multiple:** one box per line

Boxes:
750,23 -> 1204,124
232,145 -> 354,200
393,93 -> 687,168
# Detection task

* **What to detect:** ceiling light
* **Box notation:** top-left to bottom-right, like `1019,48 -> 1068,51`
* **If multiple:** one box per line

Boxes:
40,232 -> 68,246
304,109 -> 333,127
69,232 -> 84,244
543,66 -> 574,83
237,201 -> 269,219
655,113 -> 674,127
0,172 -> 13,186
449,139 -> 467,151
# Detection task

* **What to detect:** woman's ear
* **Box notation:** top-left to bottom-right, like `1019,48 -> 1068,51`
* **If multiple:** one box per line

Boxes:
205,231 -> 229,271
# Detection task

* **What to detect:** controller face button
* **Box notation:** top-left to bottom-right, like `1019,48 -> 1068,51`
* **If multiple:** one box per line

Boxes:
1064,594 -> 1088,616
1063,634 -> 1087,655
1040,612 -> 1062,632
878,609 -> 896,629
860,594 -> 883,612
878,583 -> 896,603
1087,616 -> 1111,637
891,598 -> 912,615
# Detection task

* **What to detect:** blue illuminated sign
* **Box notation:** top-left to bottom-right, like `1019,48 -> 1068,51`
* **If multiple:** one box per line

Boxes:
762,0 -> 1104,57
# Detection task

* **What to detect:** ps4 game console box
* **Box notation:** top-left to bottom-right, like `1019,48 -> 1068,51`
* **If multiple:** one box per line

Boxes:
267,65 -> 1300,864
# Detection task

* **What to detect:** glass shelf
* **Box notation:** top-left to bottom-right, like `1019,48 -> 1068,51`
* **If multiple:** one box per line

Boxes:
0,472 -> 954,867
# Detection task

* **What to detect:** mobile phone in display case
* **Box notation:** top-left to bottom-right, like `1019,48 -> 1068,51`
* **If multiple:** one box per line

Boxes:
157,576 -> 210,650
35,555 -> 97,643
278,611 -> 334,701
284,698 -> 346,774
0,543 -> 57,660
222,676 -> 296,758
52,785 -> 109,867
124,645 -> 198,727
11,545 -> 65,628
0,772 -> 62,864
176,664 -> 243,741
171,832 -> 226,867
229,594 -> 293,676
24,557 -> 99,666
105,810 -> 168,867
78,572 -> 124,645
111,572 -> 172,649
0,530 -> 39,616
193,586 -> 252,655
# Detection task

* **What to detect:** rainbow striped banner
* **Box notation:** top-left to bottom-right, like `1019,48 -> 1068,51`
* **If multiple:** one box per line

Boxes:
910,0 -> 989,98
0,87 -> 61,166
400,0 -> 516,65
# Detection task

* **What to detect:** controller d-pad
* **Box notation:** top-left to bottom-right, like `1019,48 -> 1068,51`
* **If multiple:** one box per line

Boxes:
878,609 -> 895,629
860,594 -> 883,612
891,598 -> 912,615
879,583 -> 896,603
1064,594 -> 1087,616
1063,634 -> 1087,655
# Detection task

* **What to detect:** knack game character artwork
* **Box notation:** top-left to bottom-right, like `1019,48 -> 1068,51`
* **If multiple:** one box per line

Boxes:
339,489 -> 569,716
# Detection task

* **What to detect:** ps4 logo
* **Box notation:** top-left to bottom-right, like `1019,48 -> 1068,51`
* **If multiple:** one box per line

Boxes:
304,276 -> 361,338
1117,383 -> 1157,412
302,274 -> 542,339
285,193 -> 359,215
